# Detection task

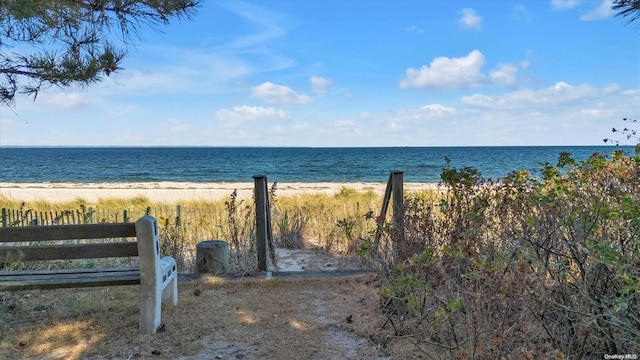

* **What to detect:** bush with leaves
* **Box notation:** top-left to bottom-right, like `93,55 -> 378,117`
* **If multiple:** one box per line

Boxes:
368,149 -> 640,358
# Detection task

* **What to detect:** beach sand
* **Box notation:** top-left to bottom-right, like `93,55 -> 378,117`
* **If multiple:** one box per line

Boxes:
0,182 -> 438,203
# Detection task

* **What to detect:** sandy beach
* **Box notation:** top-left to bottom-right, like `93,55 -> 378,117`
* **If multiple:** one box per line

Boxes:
0,182 -> 438,203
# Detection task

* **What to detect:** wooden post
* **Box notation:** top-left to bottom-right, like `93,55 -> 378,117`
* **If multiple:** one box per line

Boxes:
391,171 -> 405,264
1,208 -> 6,228
373,173 -> 393,252
176,205 -> 182,228
253,175 -> 269,272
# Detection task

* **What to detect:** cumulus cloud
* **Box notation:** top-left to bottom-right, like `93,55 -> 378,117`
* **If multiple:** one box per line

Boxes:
251,82 -> 313,105
461,82 -> 607,109
489,64 -> 519,87
400,50 -> 530,90
215,105 -> 287,122
400,50 -> 486,89
45,93 -> 91,108
550,0 -> 580,10
310,76 -> 332,94
421,104 -> 457,116
580,0 -> 614,20
458,8 -> 482,30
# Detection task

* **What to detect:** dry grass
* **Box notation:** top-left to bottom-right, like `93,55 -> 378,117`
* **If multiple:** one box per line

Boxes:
0,275 -> 405,360
0,187 -> 398,272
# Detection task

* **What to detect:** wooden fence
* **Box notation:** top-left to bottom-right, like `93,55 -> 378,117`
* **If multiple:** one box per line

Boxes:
1,205 -> 228,229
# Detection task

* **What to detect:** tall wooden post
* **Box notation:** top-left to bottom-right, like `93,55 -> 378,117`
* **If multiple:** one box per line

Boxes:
391,171 -> 404,264
176,205 -> 182,228
253,175 -> 269,272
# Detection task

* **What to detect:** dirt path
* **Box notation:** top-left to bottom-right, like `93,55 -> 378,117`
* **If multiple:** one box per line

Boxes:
274,247 -> 367,272
1,273 -> 393,360
176,249 -> 386,360
179,276 -> 390,359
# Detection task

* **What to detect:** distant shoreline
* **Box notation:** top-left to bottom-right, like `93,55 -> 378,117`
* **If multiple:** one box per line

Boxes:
0,182 -> 439,203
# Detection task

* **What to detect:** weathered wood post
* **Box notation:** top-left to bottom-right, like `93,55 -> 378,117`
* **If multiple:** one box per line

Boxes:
253,175 -> 269,272
176,205 -> 182,227
391,171 -> 405,264
1,208 -> 6,228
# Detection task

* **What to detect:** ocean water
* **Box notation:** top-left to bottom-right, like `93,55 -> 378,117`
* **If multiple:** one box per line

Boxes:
0,146 -> 632,183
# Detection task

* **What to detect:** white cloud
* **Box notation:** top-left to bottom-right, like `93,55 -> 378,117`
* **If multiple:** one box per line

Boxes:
0,118 -> 16,126
310,76 -> 333,94
406,25 -> 424,33
215,105 -> 287,122
421,104 -> 457,116
603,83 -> 621,94
489,64 -> 519,87
251,82 -> 313,105
373,104 -> 460,134
92,3 -> 295,99
458,8 -> 482,30
44,93 -> 91,109
551,0 -> 580,10
400,50 -> 531,90
400,50 -> 486,89
580,0 -> 614,21
461,82 -> 605,109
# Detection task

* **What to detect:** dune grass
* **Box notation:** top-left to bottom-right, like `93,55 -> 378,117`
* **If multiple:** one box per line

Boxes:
0,186 -> 394,273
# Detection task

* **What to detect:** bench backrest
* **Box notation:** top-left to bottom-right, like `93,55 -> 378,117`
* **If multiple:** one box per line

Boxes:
134,216 -> 167,285
0,222 -> 139,263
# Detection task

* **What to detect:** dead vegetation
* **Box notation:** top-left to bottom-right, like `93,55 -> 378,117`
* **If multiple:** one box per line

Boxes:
0,275 -> 397,360
362,151 -> 640,358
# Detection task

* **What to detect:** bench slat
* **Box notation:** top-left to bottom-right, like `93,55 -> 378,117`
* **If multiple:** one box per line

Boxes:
0,242 -> 139,262
0,223 -> 137,243
0,268 -> 141,290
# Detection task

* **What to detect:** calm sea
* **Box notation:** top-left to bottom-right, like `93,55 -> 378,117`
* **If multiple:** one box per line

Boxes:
0,146 -> 632,184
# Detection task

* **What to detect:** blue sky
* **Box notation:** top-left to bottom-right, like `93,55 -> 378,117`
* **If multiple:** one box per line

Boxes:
1,0 -> 638,147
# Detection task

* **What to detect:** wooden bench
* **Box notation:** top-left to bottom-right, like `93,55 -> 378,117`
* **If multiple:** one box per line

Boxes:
0,215 -> 178,334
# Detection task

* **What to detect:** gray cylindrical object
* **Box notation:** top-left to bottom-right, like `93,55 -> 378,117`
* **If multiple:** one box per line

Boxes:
196,240 -> 230,275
